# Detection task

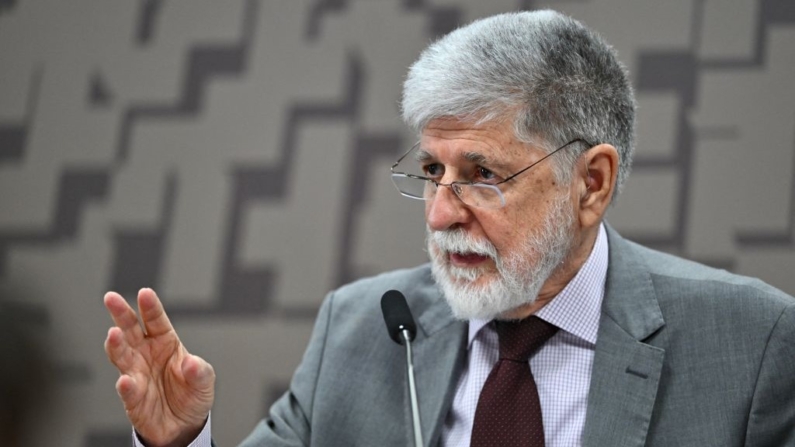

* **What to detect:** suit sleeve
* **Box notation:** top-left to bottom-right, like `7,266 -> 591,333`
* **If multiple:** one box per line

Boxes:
237,291 -> 336,447
745,303 -> 795,446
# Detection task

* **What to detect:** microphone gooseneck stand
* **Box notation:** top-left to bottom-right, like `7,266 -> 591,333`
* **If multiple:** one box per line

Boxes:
401,328 -> 423,447
381,290 -> 424,447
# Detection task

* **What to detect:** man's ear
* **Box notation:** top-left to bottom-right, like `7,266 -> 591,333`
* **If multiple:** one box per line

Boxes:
576,144 -> 619,229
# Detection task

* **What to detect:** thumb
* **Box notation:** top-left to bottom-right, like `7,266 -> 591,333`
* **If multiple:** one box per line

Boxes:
181,354 -> 215,391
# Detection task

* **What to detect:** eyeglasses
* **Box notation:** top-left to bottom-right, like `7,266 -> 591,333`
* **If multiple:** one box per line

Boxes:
390,138 -> 594,209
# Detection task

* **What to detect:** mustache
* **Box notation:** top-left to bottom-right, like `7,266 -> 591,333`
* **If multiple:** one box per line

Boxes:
426,227 -> 498,259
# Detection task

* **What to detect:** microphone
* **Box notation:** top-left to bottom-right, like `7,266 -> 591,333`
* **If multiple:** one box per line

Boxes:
381,290 -> 417,344
381,290 -> 424,447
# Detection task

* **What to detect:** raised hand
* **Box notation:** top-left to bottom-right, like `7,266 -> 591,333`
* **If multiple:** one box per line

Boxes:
104,288 -> 215,447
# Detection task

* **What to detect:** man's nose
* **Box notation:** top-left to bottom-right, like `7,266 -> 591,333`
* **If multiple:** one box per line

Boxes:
425,183 -> 472,232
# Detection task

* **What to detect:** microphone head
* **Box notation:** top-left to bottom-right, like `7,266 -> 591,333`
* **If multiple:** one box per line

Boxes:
381,290 -> 417,345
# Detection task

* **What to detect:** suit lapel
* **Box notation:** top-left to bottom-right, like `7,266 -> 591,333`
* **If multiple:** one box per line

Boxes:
582,226 -> 666,447
414,320 -> 466,446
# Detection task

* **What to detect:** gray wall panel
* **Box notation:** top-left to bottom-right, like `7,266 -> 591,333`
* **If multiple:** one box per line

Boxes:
0,1 -> 793,445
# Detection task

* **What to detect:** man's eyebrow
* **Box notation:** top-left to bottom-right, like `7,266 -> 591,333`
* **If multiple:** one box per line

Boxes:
463,151 -> 510,171
463,151 -> 488,165
414,148 -> 512,170
414,149 -> 433,163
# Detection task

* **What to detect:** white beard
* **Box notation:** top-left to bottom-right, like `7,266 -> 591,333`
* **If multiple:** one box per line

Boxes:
427,193 -> 576,321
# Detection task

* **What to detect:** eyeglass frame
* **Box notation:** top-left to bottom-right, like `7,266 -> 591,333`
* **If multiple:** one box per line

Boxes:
389,138 -> 597,209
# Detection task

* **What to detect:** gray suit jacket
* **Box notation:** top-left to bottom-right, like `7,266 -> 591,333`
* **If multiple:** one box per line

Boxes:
238,226 -> 795,446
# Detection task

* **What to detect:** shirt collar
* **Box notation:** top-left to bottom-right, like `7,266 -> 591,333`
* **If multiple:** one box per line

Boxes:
468,223 -> 609,347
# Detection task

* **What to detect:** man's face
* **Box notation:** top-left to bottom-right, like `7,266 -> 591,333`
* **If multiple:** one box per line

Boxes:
420,118 -> 578,320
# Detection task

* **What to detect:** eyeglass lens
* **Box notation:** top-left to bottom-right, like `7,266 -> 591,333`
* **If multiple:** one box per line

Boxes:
390,174 -> 505,209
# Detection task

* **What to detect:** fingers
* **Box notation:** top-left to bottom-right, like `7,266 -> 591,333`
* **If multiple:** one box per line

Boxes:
105,326 -> 136,372
138,288 -> 175,338
116,374 -> 144,409
181,354 -> 216,391
104,291 -> 145,346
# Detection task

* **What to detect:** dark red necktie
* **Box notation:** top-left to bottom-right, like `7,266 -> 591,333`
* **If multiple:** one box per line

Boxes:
471,316 -> 559,447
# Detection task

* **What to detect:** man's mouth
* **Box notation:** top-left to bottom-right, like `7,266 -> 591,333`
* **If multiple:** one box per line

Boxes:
449,251 -> 491,267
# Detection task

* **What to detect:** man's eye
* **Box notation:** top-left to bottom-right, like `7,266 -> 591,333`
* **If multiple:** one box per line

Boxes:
477,167 -> 498,182
423,163 -> 443,178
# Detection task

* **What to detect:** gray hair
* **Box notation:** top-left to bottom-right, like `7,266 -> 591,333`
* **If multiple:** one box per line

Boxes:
401,10 -> 636,199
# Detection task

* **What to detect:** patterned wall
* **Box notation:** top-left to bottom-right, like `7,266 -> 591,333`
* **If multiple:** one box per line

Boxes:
0,1 -> 793,446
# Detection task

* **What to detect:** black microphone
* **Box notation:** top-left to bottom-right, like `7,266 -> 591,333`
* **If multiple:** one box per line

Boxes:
380,290 -> 424,447
381,289 -> 417,344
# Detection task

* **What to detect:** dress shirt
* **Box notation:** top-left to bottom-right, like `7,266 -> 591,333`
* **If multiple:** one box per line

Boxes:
441,223 -> 608,447
136,224 -> 607,447
133,414 -> 212,447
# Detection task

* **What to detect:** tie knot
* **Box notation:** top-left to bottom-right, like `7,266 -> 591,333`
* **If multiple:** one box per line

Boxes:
496,316 -> 559,361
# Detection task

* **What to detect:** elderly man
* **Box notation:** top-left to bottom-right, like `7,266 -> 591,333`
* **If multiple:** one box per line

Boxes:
104,10 -> 795,447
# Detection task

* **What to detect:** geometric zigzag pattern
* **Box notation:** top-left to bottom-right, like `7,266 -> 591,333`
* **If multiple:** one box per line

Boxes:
0,0 -> 793,445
